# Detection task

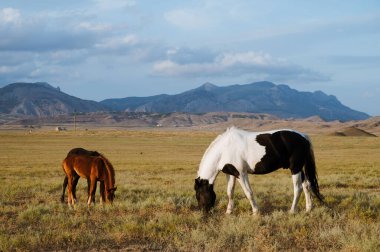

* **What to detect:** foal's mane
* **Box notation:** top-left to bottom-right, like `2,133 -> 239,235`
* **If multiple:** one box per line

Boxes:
98,154 -> 115,186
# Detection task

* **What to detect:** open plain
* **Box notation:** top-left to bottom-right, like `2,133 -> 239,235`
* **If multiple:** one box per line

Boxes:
0,128 -> 379,251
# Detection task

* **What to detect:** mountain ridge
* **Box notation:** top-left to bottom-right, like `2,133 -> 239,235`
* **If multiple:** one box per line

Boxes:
101,81 -> 369,122
0,82 -> 108,116
0,81 -> 370,121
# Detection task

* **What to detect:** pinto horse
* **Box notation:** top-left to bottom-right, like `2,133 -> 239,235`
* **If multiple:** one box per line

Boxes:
60,148 -> 102,203
62,149 -> 116,207
194,127 -> 323,214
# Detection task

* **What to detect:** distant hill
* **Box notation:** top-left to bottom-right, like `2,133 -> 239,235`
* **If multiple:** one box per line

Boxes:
332,126 -> 377,137
101,81 -> 369,122
0,82 -> 108,116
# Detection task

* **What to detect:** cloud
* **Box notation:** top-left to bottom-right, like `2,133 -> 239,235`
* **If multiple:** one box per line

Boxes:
153,50 -> 329,83
0,6 -> 160,86
163,0 -> 253,30
0,7 -> 21,24
328,55 -> 380,66
0,65 -> 16,74
164,9 -> 213,30
95,34 -> 138,50
0,8 -> 105,52
166,47 -> 218,64
93,0 -> 136,11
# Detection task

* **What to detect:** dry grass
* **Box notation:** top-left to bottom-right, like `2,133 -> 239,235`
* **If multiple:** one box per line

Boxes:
0,129 -> 379,251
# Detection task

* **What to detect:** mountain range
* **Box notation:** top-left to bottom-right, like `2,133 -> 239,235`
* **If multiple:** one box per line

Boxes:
101,81 -> 369,121
0,82 -> 107,116
0,81 -> 370,121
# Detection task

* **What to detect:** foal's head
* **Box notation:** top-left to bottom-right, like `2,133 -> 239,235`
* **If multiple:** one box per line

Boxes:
106,187 -> 117,203
194,177 -> 216,212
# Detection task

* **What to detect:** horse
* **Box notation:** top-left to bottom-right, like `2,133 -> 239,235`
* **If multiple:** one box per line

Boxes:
194,127 -> 323,214
60,148 -> 102,204
62,149 -> 117,207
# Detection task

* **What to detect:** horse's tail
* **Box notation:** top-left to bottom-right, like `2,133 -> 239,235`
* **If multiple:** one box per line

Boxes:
304,137 -> 324,203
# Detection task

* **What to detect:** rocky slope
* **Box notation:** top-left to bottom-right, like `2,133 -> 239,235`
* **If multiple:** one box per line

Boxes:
0,82 -> 108,116
101,82 -> 369,122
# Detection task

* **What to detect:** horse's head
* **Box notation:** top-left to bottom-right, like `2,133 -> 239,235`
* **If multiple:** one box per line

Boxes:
194,177 -> 216,213
106,187 -> 117,203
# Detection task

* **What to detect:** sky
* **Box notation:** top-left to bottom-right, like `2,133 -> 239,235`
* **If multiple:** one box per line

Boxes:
0,0 -> 379,115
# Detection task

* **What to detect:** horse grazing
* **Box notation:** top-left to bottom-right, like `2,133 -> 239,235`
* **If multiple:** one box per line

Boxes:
194,127 -> 323,214
62,149 -> 116,207
60,148 -> 102,203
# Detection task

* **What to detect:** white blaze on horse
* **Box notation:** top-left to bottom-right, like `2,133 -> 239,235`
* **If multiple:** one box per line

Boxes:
194,127 -> 323,214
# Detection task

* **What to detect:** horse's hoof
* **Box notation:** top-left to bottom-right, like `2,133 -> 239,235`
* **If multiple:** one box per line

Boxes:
226,209 -> 233,214
252,210 -> 260,216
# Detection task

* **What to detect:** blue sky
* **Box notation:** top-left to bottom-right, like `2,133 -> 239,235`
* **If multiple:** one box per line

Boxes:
0,0 -> 379,115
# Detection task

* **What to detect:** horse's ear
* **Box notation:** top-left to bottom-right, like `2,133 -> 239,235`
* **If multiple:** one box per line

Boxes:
222,164 -> 240,178
194,177 -> 200,190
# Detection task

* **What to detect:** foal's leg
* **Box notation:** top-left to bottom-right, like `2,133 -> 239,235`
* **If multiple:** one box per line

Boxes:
99,181 -> 105,204
67,175 -> 75,207
290,171 -> 303,213
87,179 -> 97,207
61,176 -> 68,203
238,174 -> 259,214
72,174 -> 80,202
87,179 -> 97,204
302,178 -> 313,212
226,174 -> 236,214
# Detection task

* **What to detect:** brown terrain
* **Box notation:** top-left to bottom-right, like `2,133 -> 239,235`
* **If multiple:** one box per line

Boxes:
1,112 -> 379,136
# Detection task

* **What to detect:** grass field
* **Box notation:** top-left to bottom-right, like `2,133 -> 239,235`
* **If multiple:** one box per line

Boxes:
0,129 -> 379,251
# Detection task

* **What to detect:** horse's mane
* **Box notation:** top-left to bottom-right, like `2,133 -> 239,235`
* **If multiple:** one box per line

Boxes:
201,127 -> 237,158
98,153 -> 115,186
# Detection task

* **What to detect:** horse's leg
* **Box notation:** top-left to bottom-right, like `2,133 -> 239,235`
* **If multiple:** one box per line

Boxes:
61,176 -> 68,203
238,173 -> 259,214
67,175 -> 75,207
63,161 -> 75,207
290,171 -> 303,213
87,178 -> 96,204
226,174 -> 236,214
302,177 -> 313,212
88,180 -> 97,204
99,181 -> 105,204
87,179 -> 97,207
72,174 -> 80,203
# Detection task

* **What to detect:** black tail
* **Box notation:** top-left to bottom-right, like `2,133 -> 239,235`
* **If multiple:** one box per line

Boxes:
304,141 -> 324,203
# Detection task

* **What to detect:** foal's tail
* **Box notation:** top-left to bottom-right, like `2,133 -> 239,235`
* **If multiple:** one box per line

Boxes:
304,139 -> 324,203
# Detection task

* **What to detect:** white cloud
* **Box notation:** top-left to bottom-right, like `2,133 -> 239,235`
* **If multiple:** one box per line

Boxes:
0,8 -> 21,25
220,52 -> 285,67
95,34 -> 138,50
0,65 -> 16,74
153,50 -> 329,83
77,22 -> 112,32
164,9 -> 213,30
93,0 -> 136,11
0,7 -> 123,52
